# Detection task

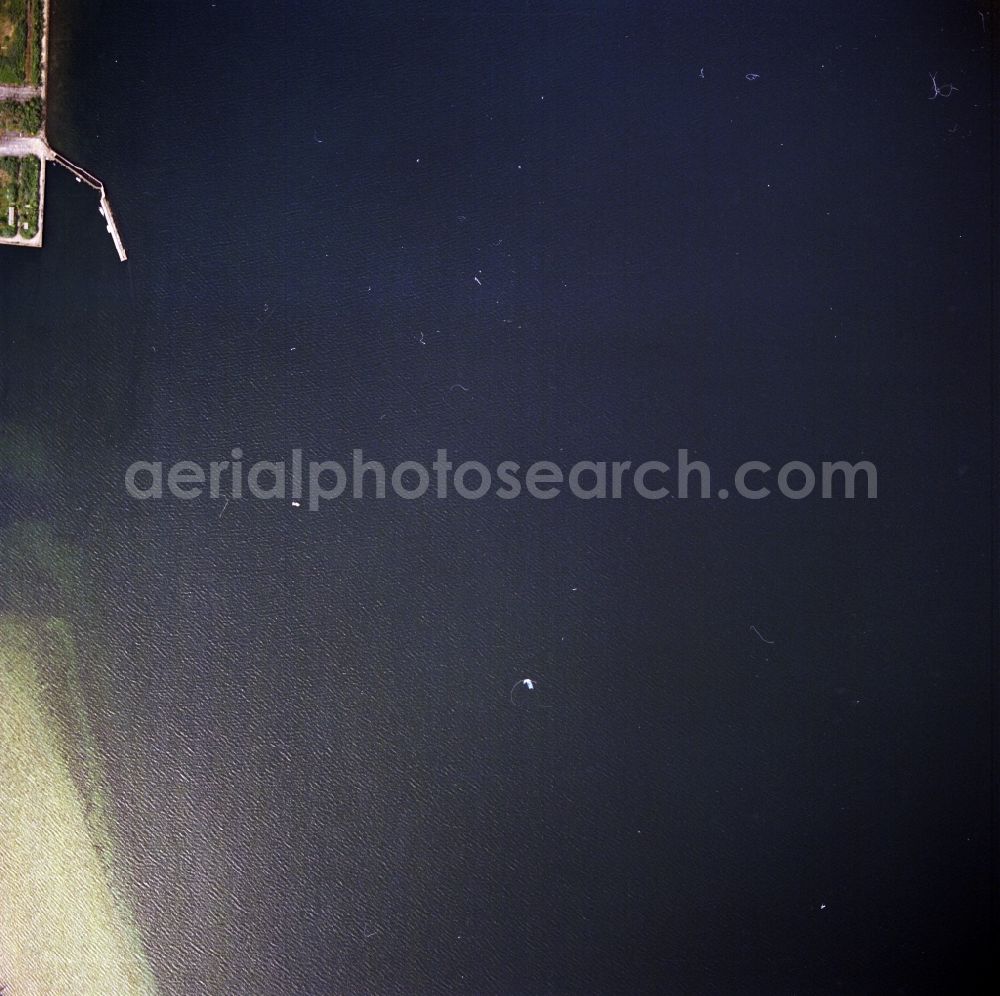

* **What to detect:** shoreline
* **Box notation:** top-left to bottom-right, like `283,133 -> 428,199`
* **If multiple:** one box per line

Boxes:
0,0 -> 48,248
0,0 -> 126,260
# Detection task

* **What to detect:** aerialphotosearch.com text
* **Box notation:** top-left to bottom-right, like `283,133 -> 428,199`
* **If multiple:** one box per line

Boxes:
124,448 -> 878,509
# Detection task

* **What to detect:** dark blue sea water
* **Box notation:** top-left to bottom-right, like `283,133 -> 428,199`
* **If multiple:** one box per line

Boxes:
0,1 -> 994,992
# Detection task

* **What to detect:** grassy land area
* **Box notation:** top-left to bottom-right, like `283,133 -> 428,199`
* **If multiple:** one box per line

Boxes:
15,151 -> 38,235
0,95 -> 42,132
0,152 -> 39,239
0,0 -> 37,86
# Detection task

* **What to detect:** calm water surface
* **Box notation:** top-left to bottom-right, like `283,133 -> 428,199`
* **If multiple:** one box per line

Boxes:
0,1 -> 993,991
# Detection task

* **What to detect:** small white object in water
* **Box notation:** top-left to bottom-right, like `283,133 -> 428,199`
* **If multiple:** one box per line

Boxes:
509,677 -> 545,707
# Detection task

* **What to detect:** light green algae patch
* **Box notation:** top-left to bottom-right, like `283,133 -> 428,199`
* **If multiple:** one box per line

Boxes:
0,617 -> 157,995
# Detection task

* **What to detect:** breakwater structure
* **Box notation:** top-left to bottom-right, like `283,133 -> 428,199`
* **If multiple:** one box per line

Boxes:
0,0 -> 127,261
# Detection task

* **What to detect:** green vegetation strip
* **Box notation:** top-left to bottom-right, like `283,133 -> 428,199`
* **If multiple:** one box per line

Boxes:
0,155 -> 17,237
29,0 -> 40,85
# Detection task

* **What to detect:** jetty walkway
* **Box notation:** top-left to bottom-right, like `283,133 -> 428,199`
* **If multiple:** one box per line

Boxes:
48,149 -> 128,262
